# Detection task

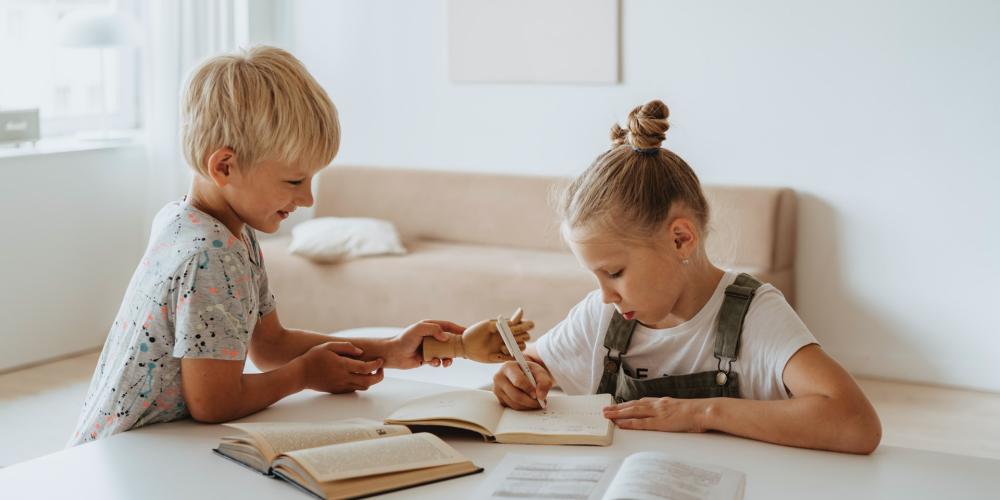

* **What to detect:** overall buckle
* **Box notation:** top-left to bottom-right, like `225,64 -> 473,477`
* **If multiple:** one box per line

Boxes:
715,355 -> 734,386
604,348 -> 622,374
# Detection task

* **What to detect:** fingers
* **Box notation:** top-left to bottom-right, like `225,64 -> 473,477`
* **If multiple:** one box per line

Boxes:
510,321 -> 535,335
528,363 -> 553,399
349,368 -> 385,390
322,341 -> 363,357
497,342 -> 525,356
613,418 -> 652,430
421,319 -> 466,335
603,403 -> 655,419
492,366 -> 541,409
339,355 -> 384,375
410,322 -> 451,342
510,308 -> 524,324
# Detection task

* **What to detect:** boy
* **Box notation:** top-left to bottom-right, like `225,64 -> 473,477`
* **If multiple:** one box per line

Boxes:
69,46 -> 458,445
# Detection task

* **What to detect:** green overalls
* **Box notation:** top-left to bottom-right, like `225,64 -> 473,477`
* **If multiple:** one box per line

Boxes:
596,273 -> 763,403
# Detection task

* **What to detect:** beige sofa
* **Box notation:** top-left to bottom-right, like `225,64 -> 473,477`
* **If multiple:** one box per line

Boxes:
260,166 -> 797,337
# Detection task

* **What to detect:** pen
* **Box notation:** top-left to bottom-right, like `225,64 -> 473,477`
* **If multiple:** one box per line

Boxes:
496,315 -> 547,409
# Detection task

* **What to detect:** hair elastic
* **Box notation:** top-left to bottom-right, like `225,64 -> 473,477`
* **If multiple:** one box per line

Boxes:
632,146 -> 660,155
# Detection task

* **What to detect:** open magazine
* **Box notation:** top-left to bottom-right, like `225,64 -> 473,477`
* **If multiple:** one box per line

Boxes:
474,452 -> 745,500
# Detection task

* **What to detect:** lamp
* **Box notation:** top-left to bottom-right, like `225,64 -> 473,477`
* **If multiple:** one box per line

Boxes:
56,11 -> 139,141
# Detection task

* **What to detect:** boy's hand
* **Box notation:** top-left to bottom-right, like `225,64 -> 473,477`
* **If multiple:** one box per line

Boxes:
299,341 -> 384,393
387,320 -> 466,369
492,360 -> 553,410
422,308 -> 534,363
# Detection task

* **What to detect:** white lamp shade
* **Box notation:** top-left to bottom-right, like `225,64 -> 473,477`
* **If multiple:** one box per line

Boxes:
57,11 -> 139,48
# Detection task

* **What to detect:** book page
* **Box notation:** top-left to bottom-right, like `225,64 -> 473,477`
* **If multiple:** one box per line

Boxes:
602,452 -> 745,500
495,393 -> 613,437
225,418 -> 410,459
281,432 -> 469,482
473,453 -> 619,500
385,389 -> 504,434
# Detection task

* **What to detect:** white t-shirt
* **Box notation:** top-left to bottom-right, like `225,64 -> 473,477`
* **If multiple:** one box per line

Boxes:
535,270 -> 817,400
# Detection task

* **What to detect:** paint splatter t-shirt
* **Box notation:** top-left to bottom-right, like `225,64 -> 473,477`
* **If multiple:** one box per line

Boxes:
68,199 -> 276,446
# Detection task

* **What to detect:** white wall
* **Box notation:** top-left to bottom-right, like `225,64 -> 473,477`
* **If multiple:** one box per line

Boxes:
0,146 -> 149,371
290,0 -> 1000,391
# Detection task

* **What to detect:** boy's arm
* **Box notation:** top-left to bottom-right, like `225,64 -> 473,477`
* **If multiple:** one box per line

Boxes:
248,311 -> 460,372
603,345 -> 883,454
248,310 -> 343,371
182,341 -> 383,423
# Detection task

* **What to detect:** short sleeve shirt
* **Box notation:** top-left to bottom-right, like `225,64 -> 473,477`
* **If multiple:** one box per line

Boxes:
68,200 -> 276,446
535,270 -> 817,401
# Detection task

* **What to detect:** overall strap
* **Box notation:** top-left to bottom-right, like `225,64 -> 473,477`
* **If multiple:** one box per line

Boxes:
713,273 -> 763,383
596,311 -> 638,396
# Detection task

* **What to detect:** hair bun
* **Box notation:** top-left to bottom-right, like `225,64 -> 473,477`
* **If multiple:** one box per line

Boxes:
611,100 -> 670,150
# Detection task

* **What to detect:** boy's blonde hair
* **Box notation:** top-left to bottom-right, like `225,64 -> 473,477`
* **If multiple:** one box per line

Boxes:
558,100 -> 709,242
181,45 -> 340,175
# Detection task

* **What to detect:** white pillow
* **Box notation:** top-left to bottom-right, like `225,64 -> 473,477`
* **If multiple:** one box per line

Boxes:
289,217 -> 407,264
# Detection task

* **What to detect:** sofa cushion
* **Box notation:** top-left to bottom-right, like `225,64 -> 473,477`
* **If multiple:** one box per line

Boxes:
290,217 -> 406,263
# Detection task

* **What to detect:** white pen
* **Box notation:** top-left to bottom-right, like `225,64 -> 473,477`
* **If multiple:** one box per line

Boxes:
496,315 -> 547,409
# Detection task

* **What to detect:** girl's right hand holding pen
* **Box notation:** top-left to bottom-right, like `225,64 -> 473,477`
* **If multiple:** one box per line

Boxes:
493,360 -> 554,410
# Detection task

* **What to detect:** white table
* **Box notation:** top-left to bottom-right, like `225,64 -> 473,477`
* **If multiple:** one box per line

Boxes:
1,375 -> 998,499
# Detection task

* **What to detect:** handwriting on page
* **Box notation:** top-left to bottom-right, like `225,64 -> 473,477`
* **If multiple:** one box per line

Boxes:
499,397 -> 608,435
531,408 -> 605,433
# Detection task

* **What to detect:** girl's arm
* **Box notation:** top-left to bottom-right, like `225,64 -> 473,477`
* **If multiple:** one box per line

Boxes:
604,345 -> 882,454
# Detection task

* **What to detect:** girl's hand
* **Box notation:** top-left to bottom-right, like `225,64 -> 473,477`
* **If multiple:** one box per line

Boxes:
492,360 -> 553,410
389,320 -> 465,369
602,397 -> 709,432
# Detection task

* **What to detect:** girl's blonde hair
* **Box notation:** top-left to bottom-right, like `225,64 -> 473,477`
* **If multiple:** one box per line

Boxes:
181,45 -> 340,175
558,100 -> 709,242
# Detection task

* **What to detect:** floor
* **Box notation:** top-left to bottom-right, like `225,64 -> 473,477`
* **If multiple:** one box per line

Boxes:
1,350 -> 999,467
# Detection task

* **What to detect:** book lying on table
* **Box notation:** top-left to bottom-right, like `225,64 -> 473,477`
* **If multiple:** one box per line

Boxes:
384,389 -> 615,446
475,452 -> 746,500
213,418 -> 482,499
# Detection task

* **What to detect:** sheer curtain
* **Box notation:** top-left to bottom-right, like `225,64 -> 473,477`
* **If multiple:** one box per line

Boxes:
140,0 -> 251,234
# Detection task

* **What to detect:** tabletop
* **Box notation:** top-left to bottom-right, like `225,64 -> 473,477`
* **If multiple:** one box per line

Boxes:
1,375 -> 998,500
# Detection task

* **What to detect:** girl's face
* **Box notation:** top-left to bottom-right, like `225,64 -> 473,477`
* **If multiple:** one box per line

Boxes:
565,221 -> 693,329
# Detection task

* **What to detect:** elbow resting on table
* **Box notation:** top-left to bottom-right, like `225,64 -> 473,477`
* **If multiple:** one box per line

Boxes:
838,403 -> 883,455
187,401 -> 239,424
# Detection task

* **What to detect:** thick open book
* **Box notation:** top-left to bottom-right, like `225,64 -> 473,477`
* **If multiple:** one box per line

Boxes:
475,452 -> 746,500
213,418 -> 482,499
384,389 -> 614,446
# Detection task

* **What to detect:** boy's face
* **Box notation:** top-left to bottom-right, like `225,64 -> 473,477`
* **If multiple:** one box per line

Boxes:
222,159 -> 318,234
565,223 -> 689,330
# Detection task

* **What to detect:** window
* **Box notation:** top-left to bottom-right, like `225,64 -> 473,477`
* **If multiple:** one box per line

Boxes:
0,0 -> 141,138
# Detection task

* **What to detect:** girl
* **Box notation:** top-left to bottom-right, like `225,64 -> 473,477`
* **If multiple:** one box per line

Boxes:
492,100 -> 881,454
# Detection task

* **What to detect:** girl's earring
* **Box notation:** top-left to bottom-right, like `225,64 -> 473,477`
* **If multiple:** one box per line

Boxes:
682,259 -> 690,266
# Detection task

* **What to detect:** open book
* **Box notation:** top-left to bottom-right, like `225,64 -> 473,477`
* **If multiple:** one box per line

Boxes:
384,389 -> 614,446
213,418 -> 482,499
475,452 -> 745,500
